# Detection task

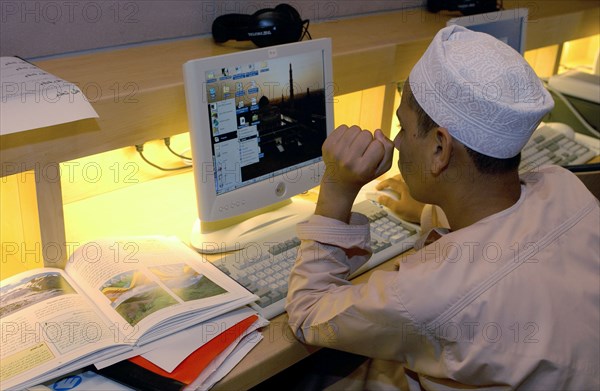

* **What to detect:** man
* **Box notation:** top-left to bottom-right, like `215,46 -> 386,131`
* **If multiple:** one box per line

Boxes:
285,25 -> 600,389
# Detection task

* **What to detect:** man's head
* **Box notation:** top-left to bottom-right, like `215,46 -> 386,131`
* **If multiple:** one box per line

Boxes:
404,82 -> 522,175
394,25 -> 554,202
407,25 -> 554,160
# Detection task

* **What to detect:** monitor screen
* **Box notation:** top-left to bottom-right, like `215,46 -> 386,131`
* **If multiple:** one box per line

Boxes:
447,8 -> 528,54
183,39 -> 333,250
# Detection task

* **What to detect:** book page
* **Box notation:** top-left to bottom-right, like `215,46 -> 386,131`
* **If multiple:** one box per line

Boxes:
0,56 -> 98,135
0,269 -> 120,390
64,236 -> 256,343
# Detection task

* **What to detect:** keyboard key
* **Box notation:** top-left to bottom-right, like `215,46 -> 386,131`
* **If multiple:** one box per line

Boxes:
546,143 -> 559,152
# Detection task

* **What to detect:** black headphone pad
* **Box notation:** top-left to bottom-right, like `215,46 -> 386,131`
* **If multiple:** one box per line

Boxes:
212,13 -> 253,42
248,8 -> 303,47
274,3 -> 302,23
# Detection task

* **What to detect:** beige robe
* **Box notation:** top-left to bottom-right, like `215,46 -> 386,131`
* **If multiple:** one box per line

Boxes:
286,166 -> 600,390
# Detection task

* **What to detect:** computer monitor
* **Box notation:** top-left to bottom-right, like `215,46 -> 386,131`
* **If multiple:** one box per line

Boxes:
183,38 -> 333,253
447,8 -> 528,54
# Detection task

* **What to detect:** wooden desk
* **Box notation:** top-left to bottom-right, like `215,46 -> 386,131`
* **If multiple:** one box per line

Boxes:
61,170 -> 400,390
1,2 -> 598,268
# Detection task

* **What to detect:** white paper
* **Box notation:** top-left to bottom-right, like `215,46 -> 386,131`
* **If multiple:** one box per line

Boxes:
1,56 -> 98,135
186,330 -> 264,391
141,306 -> 263,372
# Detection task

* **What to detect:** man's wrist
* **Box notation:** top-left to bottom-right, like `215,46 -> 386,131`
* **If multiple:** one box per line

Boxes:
315,181 -> 360,223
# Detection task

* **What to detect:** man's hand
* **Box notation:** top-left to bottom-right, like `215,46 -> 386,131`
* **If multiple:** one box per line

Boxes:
316,125 -> 394,223
376,175 -> 425,224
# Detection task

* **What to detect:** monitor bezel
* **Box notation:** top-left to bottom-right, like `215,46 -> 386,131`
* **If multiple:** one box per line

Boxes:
447,8 -> 528,55
183,38 -> 334,223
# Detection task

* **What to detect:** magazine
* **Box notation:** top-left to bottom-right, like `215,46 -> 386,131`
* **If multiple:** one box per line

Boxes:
0,236 -> 257,390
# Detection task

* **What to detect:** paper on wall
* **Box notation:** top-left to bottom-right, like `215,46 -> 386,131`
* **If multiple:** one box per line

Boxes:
1,56 -> 98,135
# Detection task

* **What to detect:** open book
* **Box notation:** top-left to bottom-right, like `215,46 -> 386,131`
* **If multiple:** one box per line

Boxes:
0,236 -> 257,390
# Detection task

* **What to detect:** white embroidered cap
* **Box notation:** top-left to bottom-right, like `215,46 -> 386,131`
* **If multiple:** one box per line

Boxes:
408,25 -> 554,159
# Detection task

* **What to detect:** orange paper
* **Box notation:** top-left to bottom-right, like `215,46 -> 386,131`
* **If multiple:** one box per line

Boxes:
129,314 -> 258,384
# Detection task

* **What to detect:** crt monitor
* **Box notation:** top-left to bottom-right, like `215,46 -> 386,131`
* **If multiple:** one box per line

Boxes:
447,8 -> 528,54
183,38 -> 334,253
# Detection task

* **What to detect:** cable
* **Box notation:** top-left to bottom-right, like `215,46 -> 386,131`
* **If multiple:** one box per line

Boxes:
301,20 -> 312,41
135,144 -> 191,171
163,137 -> 192,160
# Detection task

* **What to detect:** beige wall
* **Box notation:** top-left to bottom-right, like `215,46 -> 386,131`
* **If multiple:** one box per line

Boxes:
1,0 -> 425,59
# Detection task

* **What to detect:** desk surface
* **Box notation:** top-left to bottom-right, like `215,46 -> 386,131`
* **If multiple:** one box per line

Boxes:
62,170 -> 404,390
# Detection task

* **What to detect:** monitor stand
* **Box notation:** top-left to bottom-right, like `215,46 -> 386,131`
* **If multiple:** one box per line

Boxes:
190,197 -> 316,254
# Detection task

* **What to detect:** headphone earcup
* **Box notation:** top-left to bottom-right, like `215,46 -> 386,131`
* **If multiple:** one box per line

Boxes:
274,3 -> 302,23
426,0 -> 443,13
274,3 -> 303,40
248,6 -> 303,47
211,13 -> 252,43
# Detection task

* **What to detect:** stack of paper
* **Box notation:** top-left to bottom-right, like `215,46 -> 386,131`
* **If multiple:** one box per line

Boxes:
34,306 -> 267,391
96,306 -> 268,390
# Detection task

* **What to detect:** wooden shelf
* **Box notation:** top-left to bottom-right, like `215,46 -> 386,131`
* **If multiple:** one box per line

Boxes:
2,2 -> 597,176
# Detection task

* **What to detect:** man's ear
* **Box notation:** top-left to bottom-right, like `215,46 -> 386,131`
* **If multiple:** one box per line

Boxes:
429,127 -> 452,176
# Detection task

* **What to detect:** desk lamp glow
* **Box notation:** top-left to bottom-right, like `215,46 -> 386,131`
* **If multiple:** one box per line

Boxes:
183,39 -> 334,253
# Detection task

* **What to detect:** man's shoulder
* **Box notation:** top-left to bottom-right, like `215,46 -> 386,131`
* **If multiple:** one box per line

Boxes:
521,164 -> 597,208
522,164 -> 585,190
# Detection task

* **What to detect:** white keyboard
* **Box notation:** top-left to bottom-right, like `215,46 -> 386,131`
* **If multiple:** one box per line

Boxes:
520,122 -> 598,174
212,199 -> 419,319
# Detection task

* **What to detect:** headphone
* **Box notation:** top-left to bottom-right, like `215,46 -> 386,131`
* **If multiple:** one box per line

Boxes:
211,4 -> 310,47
